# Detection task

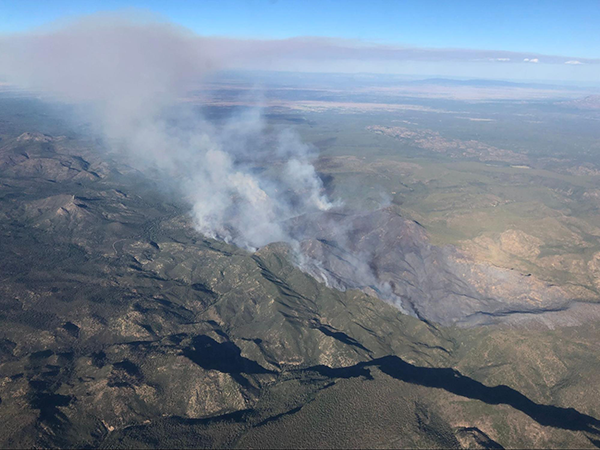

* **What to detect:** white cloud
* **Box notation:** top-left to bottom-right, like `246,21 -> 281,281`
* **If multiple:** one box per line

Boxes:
524,58 -> 539,63
565,60 -> 583,65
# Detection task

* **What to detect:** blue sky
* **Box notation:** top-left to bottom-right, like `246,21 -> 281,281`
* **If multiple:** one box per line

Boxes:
1,0 -> 598,82
2,0 -> 599,58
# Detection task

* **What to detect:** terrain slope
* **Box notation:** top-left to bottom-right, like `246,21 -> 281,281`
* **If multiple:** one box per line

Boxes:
1,113 -> 600,448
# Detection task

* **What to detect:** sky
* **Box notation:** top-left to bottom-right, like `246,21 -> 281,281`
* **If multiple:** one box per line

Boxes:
1,0 -> 599,82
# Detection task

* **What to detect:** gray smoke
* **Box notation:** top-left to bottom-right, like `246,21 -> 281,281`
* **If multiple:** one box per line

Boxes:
0,15 -> 335,250
0,14 -> 423,316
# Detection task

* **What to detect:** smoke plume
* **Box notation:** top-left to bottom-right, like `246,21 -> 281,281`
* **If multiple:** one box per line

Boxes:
0,14 -> 431,318
0,15 -> 335,250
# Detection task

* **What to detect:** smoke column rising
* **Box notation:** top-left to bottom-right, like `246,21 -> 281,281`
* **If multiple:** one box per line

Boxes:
0,14 -> 421,316
0,15 -> 335,250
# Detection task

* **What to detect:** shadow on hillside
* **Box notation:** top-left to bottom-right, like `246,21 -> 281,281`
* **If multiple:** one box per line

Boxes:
303,355 -> 600,438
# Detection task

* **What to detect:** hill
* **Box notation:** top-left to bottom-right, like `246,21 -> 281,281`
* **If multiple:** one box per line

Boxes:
1,116 -> 600,447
